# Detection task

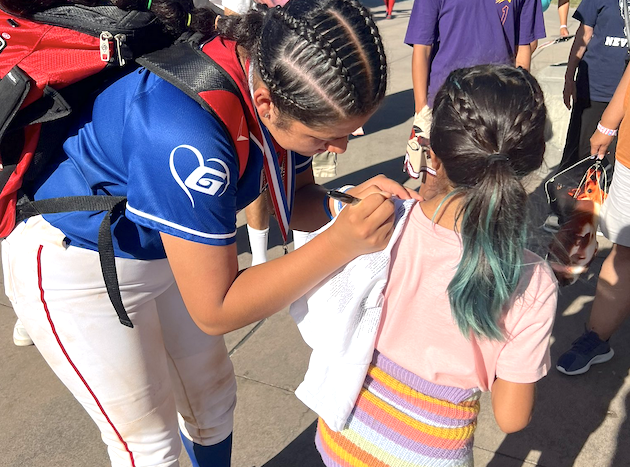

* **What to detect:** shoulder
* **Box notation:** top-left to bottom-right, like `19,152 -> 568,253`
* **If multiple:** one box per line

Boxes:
574,0 -> 601,17
119,69 -> 235,156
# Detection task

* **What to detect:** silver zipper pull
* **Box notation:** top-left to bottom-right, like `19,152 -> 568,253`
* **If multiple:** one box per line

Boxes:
100,31 -> 113,62
114,34 -> 126,67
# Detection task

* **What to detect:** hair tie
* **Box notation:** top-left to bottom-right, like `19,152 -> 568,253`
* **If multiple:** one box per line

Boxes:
146,0 -> 152,10
186,13 -> 192,27
487,153 -> 509,164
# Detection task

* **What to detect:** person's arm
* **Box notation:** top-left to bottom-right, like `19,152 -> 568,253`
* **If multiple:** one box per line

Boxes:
591,64 -> 630,157
491,261 -> 557,434
411,44 -> 432,113
491,379 -> 536,433
515,44 -> 532,70
558,0 -> 570,37
516,0 -> 546,70
563,23 -> 593,109
161,191 -> 396,335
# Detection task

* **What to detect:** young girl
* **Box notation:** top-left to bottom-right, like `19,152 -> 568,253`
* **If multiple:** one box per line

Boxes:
0,0 -> 417,465
315,65 -> 558,466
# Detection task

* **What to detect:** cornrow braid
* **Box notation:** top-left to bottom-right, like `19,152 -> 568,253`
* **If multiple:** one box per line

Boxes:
254,27 -> 311,114
217,0 -> 387,128
268,6 -> 358,114
344,0 -> 387,106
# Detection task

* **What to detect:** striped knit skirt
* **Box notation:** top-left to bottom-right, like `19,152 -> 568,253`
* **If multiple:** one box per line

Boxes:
315,350 -> 481,467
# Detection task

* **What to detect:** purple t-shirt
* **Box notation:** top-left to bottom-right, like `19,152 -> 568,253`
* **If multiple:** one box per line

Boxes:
405,0 -> 546,105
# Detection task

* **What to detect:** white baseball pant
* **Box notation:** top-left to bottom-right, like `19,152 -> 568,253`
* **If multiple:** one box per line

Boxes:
2,216 -> 237,467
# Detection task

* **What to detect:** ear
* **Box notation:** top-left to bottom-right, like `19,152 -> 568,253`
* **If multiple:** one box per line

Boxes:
252,85 -> 274,121
429,148 -> 442,173
430,149 -> 453,189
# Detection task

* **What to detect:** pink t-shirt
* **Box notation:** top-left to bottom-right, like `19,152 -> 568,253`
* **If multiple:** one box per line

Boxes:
375,203 -> 558,392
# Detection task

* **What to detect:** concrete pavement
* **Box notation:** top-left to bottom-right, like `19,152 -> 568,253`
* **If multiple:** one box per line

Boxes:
1,1 -> 630,466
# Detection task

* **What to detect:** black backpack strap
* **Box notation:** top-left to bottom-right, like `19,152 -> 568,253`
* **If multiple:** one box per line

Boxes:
97,197 -> 133,328
17,195 -> 125,219
17,195 -> 134,328
136,37 -> 250,175
137,35 -> 243,113
0,66 -> 30,143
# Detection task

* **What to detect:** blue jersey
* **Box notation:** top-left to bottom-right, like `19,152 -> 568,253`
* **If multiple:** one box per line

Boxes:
33,68 -> 311,259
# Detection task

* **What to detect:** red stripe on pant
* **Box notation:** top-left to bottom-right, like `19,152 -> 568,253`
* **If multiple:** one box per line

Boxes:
37,245 -> 136,467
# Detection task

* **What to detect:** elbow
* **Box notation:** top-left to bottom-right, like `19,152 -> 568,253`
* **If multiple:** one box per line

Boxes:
196,319 -> 229,336
200,325 -> 229,336
498,420 -> 530,434
188,310 -> 232,336
496,413 -> 532,434
491,378 -> 537,434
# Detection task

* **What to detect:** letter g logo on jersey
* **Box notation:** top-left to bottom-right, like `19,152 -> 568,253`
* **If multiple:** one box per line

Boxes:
169,144 -> 231,207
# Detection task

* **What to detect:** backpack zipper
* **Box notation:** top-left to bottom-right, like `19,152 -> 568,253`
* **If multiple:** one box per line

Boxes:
114,34 -> 127,67
100,32 -> 127,67
99,31 -> 113,62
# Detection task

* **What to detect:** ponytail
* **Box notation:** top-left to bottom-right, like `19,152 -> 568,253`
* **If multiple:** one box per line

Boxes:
431,65 -> 547,340
215,6 -> 265,52
448,160 -> 529,340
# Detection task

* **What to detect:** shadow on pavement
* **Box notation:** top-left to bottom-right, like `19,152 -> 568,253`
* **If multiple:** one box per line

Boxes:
487,253 -> 630,467
262,421 -> 323,467
486,170 -> 630,466
363,89 -> 415,135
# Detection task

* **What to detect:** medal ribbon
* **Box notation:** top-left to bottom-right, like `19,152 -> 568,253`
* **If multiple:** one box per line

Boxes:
248,69 -> 294,242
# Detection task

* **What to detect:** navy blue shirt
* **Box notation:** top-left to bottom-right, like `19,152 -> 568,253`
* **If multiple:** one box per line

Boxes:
33,68 -> 311,259
575,0 -> 629,102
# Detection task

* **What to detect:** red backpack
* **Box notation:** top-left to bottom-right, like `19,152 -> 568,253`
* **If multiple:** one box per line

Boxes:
0,4 -> 175,236
0,5 -> 287,328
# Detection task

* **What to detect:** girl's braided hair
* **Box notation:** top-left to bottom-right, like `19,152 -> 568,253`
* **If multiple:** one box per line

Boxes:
430,64 -> 547,340
2,0 -> 388,128
217,0 -> 388,127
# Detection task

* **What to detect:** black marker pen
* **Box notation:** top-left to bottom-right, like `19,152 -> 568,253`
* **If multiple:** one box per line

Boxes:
326,190 -> 361,206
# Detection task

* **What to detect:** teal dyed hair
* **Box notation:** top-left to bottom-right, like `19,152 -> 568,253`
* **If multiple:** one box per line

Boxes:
430,65 -> 547,340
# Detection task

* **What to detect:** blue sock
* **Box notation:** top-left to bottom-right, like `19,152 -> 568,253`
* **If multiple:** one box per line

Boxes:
180,431 -> 232,467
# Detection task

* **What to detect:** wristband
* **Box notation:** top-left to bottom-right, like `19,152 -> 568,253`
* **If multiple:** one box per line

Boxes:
597,122 -> 618,137
323,195 -> 333,220
560,25 -> 568,29
333,185 -> 355,217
